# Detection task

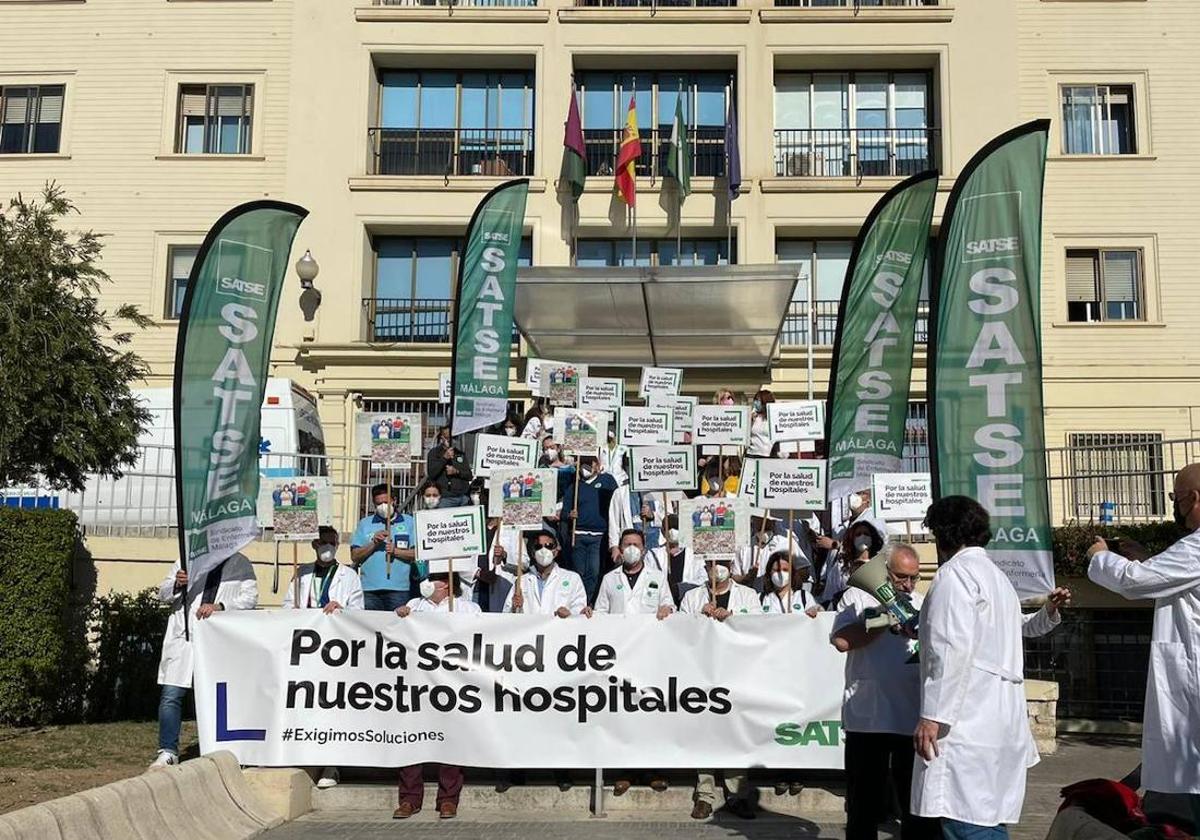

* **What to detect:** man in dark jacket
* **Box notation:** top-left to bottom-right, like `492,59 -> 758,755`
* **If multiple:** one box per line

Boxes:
425,425 -> 473,507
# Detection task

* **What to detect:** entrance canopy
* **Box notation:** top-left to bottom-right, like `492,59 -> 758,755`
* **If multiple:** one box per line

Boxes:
513,264 -> 801,369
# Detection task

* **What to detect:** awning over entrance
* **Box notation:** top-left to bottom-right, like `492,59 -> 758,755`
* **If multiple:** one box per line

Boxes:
513,264 -> 802,369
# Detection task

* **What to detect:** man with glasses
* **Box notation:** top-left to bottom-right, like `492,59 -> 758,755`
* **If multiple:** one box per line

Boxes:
831,541 -> 939,840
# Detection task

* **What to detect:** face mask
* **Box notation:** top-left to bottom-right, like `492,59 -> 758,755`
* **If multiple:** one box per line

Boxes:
756,529 -> 771,545
771,570 -> 790,589
752,400 -> 763,413
419,579 -> 436,599
534,547 -> 555,568
712,564 -> 731,584
581,467 -> 594,479
504,427 -> 517,437
316,545 -> 336,564
621,545 -> 642,567
423,496 -> 440,509
720,397 -> 734,406
667,528 -> 680,544
470,493 -> 481,506
848,493 -> 864,511
853,535 -> 872,555
375,502 -> 392,520
544,448 -> 558,461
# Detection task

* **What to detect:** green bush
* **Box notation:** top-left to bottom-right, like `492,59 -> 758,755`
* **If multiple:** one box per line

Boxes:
85,588 -> 170,722
1052,520 -> 1185,577
0,508 -> 85,725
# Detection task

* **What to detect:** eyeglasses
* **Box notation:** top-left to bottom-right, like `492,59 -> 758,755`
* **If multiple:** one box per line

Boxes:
889,572 -> 921,583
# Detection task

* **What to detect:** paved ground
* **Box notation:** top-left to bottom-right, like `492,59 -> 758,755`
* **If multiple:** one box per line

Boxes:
263,735 -> 1142,840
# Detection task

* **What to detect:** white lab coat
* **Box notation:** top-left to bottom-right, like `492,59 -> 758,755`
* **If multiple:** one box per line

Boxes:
503,564 -> 588,615
761,588 -> 818,615
156,553 -> 258,687
281,562 -> 364,611
404,595 -> 483,614
645,546 -> 707,583
911,546 -> 1061,826
601,443 -> 630,487
1089,529 -> 1200,794
595,565 -> 674,615
679,582 -> 761,615
748,414 -> 772,457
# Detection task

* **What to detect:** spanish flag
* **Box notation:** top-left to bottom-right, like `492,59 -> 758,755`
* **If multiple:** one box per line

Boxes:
614,94 -> 641,207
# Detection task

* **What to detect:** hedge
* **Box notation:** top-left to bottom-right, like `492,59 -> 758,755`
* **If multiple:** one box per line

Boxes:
0,507 -> 86,725
85,588 -> 170,722
1052,520 -> 1184,577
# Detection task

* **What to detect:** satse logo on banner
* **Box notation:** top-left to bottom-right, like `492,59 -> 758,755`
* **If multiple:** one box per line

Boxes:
415,506 -> 486,560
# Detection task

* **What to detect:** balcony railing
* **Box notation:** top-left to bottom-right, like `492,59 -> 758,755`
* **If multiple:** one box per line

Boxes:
774,128 -> 938,178
364,298 -> 522,344
373,0 -> 538,6
575,0 -> 736,6
773,0 -> 939,7
583,127 -> 726,180
369,127 -> 534,177
780,299 -> 929,346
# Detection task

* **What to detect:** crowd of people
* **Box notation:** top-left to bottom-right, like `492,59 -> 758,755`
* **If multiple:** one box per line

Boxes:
147,391 -> 1200,837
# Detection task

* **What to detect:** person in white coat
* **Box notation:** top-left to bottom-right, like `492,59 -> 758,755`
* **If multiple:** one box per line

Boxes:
735,512 -> 813,589
279,527 -> 362,789
646,514 -> 708,606
760,551 -> 820,617
1087,463 -> 1200,826
912,496 -> 1068,838
503,530 -> 587,616
150,552 -> 258,768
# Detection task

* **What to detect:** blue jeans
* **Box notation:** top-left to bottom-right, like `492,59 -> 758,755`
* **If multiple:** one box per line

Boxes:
363,589 -> 410,611
942,820 -> 1007,839
158,684 -> 189,754
571,532 -> 603,603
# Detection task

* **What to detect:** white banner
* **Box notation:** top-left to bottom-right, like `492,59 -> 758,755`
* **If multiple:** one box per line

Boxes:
193,612 -> 846,768
639,366 -> 683,399
415,506 -> 487,561
753,460 -> 827,511
616,406 -> 675,448
871,472 -> 933,521
629,447 -> 696,492
578,376 -> 625,413
692,406 -> 750,447
767,401 -> 825,443
472,434 -> 538,478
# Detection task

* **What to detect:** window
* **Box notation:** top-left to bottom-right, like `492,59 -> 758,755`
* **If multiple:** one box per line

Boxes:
0,84 -> 64,154
368,235 -> 531,342
774,71 -> 934,176
577,71 -> 731,178
574,238 -> 733,267
1065,248 -> 1143,322
375,70 -> 535,176
165,245 -> 198,319
1061,85 -> 1136,155
176,84 -> 253,154
1067,432 -> 1165,520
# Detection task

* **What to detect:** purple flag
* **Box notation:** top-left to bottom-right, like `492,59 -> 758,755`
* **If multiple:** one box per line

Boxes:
725,95 -> 741,203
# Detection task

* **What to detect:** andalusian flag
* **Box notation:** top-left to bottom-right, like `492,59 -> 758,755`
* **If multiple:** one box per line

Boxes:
666,94 -> 691,198
562,83 -> 586,201
614,94 -> 641,207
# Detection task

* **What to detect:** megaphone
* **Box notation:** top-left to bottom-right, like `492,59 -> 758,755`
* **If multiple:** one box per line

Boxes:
847,554 -> 919,633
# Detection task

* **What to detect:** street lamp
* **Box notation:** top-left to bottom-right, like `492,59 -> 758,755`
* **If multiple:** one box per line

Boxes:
295,250 -> 319,291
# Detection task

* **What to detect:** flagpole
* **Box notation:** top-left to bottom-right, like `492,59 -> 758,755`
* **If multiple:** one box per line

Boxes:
631,75 -> 638,263
676,80 -> 684,261
726,76 -> 734,264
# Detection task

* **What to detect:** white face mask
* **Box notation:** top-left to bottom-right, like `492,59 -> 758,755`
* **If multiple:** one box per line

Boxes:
853,535 -> 872,555
848,493 -> 865,511
771,570 -> 790,589
419,579 -> 436,599
534,547 -> 556,568
470,493 -> 481,506
544,448 -> 558,461
504,427 -> 517,437
667,528 -> 680,544
316,545 -> 336,564
581,467 -> 594,479
375,502 -> 392,520
423,496 -> 440,509
621,545 -> 642,567
712,564 -> 731,584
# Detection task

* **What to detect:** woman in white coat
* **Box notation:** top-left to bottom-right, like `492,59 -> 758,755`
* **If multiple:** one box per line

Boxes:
912,497 -> 1066,838
151,552 -> 258,768
759,552 -> 821,617
1087,463 -> 1200,815
281,527 -> 364,613
502,531 -> 587,616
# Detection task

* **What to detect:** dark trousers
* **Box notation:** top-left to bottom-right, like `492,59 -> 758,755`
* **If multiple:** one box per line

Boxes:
398,763 -> 463,809
845,731 -> 940,840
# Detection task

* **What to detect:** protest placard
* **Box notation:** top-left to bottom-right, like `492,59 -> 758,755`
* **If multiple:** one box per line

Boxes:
472,433 -> 538,478
767,400 -> 825,442
554,408 -> 607,456
415,505 -> 487,561
355,413 -> 422,469
737,459 -> 758,503
256,476 -> 332,541
578,376 -> 625,413
616,406 -> 675,447
545,363 -> 586,407
438,372 -> 451,405
488,468 -> 556,530
678,496 -> 749,561
639,366 -> 683,399
871,472 -> 933,521
692,405 -> 750,447
650,394 -> 697,443
753,459 -> 827,510
526,357 -> 567,398
629,447 -> 696,492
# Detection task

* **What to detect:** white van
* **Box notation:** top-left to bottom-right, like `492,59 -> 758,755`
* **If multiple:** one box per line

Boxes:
40,378 -> 326,528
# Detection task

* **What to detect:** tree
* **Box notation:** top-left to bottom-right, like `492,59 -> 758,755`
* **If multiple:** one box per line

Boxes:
0,184 -> 150,492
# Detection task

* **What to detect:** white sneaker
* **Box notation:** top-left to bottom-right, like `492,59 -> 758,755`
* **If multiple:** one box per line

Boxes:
149,750 -> 178,769
316,767 -> 340,789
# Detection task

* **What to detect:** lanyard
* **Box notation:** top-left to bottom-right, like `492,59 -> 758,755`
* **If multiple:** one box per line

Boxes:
309,567 -> 335,608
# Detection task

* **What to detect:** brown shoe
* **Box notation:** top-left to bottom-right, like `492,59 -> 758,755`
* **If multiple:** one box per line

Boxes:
691,801 -> 713,820
649,778 -> 669,792
438,802 -> 457,820
392,802 -> 420,819
612,779 -> 632,796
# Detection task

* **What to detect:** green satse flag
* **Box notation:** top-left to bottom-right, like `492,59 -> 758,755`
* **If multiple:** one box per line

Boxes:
451,179 -> 530,436
930,120 -> 1053,599
174,201 -> 308,581
826,171 -> 938,504
666,96 -> 691,198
